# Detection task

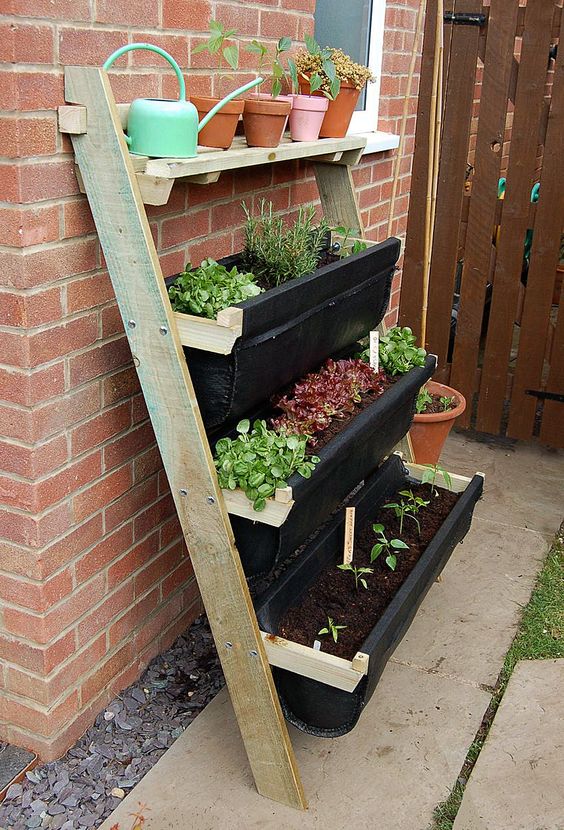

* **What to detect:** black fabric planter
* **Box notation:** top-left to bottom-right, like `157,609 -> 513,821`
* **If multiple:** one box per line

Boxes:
166,238 -> 399,430
228,355 -> 435,577
255,453 -> 483,737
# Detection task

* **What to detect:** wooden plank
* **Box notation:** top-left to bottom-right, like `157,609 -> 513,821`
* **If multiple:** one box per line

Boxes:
260,632 -> 368,693
58,104 -> 87,134
508,13 -> 564,442
425,1 -> 482,366
313,162 -> 364,237
540,283 -> 564,448
64,65 -> 306,811
399,3 -> 438,340
449,0 -> 520,428
216,306 -> 244,329
144,135 -> 366,180
222,489 -> 294,528
136,174 -> 174,206
476,0 -> 557,434
173,311 -> 241,355
404,461 -> 479,493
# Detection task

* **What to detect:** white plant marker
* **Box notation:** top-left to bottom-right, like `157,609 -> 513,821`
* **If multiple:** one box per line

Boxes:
343,507 -> 356,565
369,330 -> 379,372
313,640 -> 321,651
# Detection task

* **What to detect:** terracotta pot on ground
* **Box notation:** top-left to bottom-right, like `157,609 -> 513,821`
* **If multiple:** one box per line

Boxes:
289,94 -> 329,142
242,96 -> 292,148
191,96 -> 245,150
409,380 -> 467,465
299,79 -> 361,138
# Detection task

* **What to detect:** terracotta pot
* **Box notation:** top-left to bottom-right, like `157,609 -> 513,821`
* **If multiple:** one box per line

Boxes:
553,264 -> 564,306
409,381 -> 467,465
289,94 -> 329,142
299,78 -> 361,138
190,96 -> 245,150
242,97 -> 292,148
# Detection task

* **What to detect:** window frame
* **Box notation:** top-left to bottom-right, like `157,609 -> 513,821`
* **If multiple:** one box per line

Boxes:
346,0 -> 386,135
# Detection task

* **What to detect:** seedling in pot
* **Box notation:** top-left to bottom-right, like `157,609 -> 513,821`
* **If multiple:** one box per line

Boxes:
383,489 -> 429,536
416,387 -> 433,414
421,463 -> 453,496
337,562 -> 373,590
370,523 -> 409,571
288,35 -> 341,100
246,37 -> 292,98
193,19 -> 240,77
318,616 -> 347,643
168,258 -> 262,319
440,395 -> 456,411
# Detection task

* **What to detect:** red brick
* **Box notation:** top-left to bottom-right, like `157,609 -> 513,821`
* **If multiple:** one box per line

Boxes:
75,523 -> 133,584
134,592 -> 183,654
71,401 -> 131,456
62,199 -> 96,239
161,208 -> 210,249
101,304 -> 123,338
3,575 -> 105,644
0,501 -> 71,549
233,165 -> 272,195
69,337 -> 132,388
0,205 -> 59,247
131,34 -> 188,67
5,0 -> 90,19
0,70 -> 65,112
0,690 -> 79,738
0,116 -> 57,159
108,527 -> 158,589
11,159 -> 80,204
102,366 -> 140,406
33,451 -> 103,512
161,556 -> 194,599
260,10 -> 299,39
108,587 -> 159,648
32,514 -> 103,581
105,475 -> 159,536
187,173 -> 233,206
160,513 -> 182,549
0,434 -> 67,478
24,287 -> 64,328
33,384 -> 101,442
218,5 -> 260,35
280,0 -> 315,9
0,22 -> 54,64
0,629 -> 75,675
67,272 -> 114,313
158,249 -> 186,278
77,581 -> 134,647
80,641 -> 134,705
72,463 -> 133,523
162,0 -> 211,30
109,72 -> 161,105
2,239 -> 97,289
95,0 -> 158,26
0,568 -> 72,614
133,443 -> 161,483
103,420 -> 154,472
58,28 -> 129,66
134,541 -> 183,597
133,492 -> 175,541
131,392 -> 149,425
28,314 -> 98,368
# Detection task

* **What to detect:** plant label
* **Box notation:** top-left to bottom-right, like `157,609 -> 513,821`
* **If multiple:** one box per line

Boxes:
313,640 -> 321,651
369,330 -> 379,372
343,507 -> 355,564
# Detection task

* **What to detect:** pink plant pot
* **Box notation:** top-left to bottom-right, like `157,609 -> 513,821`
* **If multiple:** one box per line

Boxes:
289,94 -> 329,142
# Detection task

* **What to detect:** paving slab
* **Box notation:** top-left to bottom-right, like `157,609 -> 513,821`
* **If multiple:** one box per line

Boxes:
100,664 -> 490,830
442,432 -> 564,537
453,659 -> 564,830
393,518 -> 548,688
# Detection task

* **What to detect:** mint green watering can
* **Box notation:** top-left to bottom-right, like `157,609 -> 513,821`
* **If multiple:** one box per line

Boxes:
103,43 -> 262,158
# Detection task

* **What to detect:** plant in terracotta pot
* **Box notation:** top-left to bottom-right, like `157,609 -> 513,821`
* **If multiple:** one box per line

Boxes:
409,381 -> 467,465
288,36 -> 340,142
243,37 -> 293,148
295,44 -> 374,138
191,19 -> 244,149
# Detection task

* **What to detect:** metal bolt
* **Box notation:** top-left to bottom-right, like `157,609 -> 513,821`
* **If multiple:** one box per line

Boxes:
127,320 -> 136,329
159,325 -> 168,336
179,488 -> 188,497
225,642 -> 233,650
249,650 -> 258,657
206,495 -> 216,505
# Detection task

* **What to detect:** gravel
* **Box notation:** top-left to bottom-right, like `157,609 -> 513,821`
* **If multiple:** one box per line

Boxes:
0,617 -> 223,830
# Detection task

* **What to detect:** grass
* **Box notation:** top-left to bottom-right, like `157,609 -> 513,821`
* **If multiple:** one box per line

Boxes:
430,526 -> 564,830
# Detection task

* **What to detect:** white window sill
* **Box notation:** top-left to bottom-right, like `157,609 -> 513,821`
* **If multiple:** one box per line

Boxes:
350,131 -> 400,155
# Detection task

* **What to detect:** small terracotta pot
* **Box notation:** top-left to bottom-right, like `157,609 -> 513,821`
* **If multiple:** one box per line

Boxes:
242,96 -> 292,148
409,381 -> 467,465
289,94 -> 329,142
299,79 -> 361,138
191,96 -> 245,150
553,264 -> 564,305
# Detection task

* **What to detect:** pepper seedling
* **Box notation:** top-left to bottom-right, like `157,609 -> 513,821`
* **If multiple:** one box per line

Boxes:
337,562 -> 373,590
370,523 -> 409,570
421,463 -> 453,496
318,616 -> 347,643
383,489 -> 429,535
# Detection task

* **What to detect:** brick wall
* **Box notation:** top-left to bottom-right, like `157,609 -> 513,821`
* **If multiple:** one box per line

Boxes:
0,0 -> 421,759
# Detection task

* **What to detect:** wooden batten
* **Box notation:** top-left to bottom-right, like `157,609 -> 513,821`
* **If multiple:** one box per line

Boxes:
260,632 -> 369,693
222,488 -> 295,528
173,309 -> 243,355
404,461 -> 483,493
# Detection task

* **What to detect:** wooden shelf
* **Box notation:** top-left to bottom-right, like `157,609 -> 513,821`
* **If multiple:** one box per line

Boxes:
223,486 -> 294,528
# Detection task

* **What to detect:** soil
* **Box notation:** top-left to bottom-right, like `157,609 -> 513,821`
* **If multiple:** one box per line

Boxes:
278,482 -> 461,659
420,392 -> 458,415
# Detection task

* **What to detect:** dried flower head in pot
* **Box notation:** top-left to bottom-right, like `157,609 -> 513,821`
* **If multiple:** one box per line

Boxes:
295,47 -> 375,92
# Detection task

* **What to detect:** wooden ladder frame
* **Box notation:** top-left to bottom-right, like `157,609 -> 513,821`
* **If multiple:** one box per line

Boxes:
59,64 -> 385,810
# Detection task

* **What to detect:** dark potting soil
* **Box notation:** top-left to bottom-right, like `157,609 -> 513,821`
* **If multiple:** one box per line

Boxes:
420,392 -> 459,415
278,482 -> 461,660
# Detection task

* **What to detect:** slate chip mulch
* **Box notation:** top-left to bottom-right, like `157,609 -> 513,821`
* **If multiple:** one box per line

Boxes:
0,617 -> 223,830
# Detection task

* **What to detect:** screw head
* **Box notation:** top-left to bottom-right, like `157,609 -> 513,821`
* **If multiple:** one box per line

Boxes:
179,488 -> 188,497
225,642 -> 233,650
206,495 -> 215,505
249,650 -> 258,657
159,325 -> 168,336
127,320 -> 136,329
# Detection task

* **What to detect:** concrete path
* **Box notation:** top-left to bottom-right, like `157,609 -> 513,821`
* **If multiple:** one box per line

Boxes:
453,659 -> 564,830
100,433 -> 562,830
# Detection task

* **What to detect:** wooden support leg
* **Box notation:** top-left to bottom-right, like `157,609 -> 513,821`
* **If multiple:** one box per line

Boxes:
63,65 -> 306,811
314,161 -> 364,238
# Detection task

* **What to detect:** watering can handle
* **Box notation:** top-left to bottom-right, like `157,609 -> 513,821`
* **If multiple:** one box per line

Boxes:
103,43 -> 186,101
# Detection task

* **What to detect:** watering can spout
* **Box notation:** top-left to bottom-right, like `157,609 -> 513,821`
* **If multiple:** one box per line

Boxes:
198,77 -> 264,133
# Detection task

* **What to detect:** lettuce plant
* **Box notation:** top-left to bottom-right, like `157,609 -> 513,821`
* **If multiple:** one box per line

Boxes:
214,419 -> 319,511
360,326 -> 427,375
270,358 -> 385,442
168,259 -> 261,319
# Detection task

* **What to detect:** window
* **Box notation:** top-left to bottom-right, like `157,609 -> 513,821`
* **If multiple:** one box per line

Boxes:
315,0 -> 396,151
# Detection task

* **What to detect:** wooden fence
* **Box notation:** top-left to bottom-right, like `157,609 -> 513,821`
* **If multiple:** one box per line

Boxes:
399,1 -> 563,447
